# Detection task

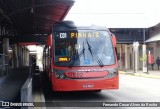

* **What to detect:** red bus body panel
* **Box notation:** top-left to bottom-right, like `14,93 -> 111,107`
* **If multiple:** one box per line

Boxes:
49,64 -> 119,91
51,73 -> 119,91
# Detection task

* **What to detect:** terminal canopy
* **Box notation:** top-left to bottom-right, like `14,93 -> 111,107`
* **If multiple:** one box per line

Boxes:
145,34 -> 160,43
0,0 -> 75,35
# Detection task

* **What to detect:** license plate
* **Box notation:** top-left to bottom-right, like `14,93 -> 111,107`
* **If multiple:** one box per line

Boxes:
83,84 -> 94,88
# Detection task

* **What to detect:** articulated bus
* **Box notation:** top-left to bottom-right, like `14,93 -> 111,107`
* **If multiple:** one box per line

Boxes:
43,21 -> 119,92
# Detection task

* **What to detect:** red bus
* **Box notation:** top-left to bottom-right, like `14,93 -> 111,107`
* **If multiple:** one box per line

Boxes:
43,21 -> 119,92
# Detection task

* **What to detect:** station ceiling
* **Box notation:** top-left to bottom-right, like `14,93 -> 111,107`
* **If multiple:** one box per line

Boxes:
0,0 -> 74,35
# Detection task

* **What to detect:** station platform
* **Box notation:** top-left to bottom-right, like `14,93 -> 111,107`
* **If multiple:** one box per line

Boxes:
0,67 -> 30,101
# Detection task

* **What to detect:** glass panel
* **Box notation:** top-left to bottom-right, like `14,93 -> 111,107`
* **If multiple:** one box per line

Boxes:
54,30 -> 115,66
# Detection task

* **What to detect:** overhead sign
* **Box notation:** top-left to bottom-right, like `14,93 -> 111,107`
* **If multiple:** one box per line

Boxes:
54,32 -> 99,39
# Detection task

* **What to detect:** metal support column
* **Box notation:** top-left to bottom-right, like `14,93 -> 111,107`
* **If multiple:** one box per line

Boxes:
13,43 -> 18,68
17,45 -> 22,67
2,38 -> 9,74
142,29 -> 148,73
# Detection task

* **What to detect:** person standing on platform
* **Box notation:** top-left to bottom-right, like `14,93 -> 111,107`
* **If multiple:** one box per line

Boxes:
9,58 -> 12,68
148,52 -> 154,70
156,57 -> 160,70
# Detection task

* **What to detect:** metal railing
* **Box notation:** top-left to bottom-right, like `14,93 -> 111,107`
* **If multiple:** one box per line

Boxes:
0,54 -> 9,77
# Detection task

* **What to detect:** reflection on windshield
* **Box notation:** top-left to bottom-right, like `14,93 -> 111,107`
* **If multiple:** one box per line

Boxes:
54,30 -> 115,66
69,41 -> 85,68
86,38 -> 104,67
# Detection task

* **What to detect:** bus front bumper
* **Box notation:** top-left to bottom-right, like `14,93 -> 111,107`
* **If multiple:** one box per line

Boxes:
51,75 -> 119,91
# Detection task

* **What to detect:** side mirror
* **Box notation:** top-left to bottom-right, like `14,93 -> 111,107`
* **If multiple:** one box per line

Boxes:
111,34 -> 117,47
47,34 -> 52,46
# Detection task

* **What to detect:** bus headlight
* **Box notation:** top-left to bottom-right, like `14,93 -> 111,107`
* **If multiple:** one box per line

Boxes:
53,69 -> 67,79
107,69 -> 118,78
60,75 -> 65,79
54,73 -> 66,79
55,73 -> 60,78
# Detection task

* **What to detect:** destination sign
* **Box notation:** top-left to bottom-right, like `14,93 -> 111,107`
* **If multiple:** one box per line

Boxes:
58,57 -> 70,62
54,32 -> 99,39
70,32 -> 99,38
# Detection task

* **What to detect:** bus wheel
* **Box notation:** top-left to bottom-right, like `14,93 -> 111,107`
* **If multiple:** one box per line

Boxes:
94,90 -> 102,92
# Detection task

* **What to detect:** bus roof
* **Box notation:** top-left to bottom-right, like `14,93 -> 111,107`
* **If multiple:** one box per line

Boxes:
52,21 -> 110,32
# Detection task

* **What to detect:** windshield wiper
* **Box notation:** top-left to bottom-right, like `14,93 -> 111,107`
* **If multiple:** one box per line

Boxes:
86,39 -> 104,67
69,41 -> 85,68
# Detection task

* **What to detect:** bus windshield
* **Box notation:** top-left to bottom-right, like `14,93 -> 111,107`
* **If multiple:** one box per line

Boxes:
54,30 -> 115,67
